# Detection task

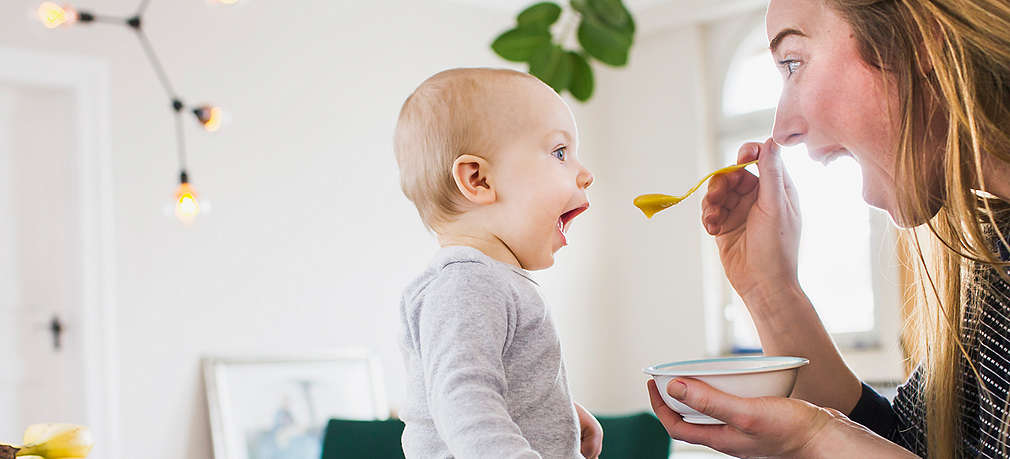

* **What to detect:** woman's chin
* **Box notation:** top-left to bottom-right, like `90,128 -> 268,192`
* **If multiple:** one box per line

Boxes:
879,200 -> 940,229
862,186 -> 909,227
868,199 -> 916,228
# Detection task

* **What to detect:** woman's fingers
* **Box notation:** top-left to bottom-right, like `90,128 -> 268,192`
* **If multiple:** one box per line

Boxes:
781,154 -> 801,213
647,376 -> 850,458
666,378 -> 755,429
647,380 -> 745,454
647,380 -> 714,444
647,380 -> 681,430
719,184 -> 758,235
735,171 -> 758,195
703,142 -> 762,236
737,142 -> 761,164
754,138 -> 790,209
704,171 -> 758,235
702,204 -> 723,234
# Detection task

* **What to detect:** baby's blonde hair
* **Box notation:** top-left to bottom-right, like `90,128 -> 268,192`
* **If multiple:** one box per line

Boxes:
394,67 -> 539,231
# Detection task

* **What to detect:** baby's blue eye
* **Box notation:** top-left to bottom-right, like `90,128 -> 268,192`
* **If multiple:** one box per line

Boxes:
552,147 -> 567,161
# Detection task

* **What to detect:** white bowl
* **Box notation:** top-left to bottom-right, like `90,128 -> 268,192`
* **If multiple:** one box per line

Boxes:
644,356 -> 809,424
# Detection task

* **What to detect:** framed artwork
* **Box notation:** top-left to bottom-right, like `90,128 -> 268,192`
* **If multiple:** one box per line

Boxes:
203,351 -> 387,459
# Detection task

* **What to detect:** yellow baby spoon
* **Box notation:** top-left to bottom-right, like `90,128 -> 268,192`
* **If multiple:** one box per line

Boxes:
634,160 -> 758,218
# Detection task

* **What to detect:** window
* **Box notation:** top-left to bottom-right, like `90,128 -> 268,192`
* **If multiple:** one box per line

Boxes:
713,20 -> 886,352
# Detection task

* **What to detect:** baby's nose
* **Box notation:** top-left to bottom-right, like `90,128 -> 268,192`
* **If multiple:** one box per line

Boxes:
578,168 -> 594,189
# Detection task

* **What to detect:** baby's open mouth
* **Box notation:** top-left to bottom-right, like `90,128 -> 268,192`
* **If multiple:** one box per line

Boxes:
558,204 -> 589,234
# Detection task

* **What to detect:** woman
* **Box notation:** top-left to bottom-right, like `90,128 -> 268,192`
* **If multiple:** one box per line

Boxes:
647,0 -> 1010,457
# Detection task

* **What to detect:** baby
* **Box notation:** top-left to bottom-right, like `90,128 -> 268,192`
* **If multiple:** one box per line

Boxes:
394,68 -> 599,458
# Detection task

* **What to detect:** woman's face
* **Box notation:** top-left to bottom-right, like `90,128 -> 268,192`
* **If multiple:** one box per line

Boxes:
767,0 -> 909,223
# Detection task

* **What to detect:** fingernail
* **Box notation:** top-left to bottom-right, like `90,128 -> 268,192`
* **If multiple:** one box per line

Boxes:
668,379 -> 687,399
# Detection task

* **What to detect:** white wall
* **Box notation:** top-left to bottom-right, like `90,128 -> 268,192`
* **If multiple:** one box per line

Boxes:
0,86 -> 18,444
582,24 -> 715,412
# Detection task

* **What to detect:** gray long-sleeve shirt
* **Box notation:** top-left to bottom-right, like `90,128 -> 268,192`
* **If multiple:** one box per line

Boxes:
398,246 -> 580,458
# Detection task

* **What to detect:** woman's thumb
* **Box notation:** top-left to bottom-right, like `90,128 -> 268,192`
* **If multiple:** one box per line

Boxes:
756,138 -> 787,203
667,378 -> 749,426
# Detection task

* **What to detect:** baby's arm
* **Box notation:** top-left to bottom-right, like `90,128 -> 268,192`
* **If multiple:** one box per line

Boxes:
417,265 -> 541,458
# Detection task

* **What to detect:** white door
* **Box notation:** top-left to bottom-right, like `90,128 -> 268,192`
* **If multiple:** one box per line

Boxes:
0,82 -> 89,444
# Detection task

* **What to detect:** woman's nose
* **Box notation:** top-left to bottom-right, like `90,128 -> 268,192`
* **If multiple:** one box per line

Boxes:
578,167 -> 594,190
771,96 -> 807,147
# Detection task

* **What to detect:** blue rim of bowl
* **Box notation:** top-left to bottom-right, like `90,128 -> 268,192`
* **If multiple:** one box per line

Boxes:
643,356 -> 810,377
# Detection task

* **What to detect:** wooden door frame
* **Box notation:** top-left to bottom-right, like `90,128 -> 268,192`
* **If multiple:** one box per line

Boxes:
0,46 -> 120,459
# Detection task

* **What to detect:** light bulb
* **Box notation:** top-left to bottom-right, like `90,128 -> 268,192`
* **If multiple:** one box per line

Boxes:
193,105 -> 225,132
37,2 -> 77,28
174,182 -> 200,224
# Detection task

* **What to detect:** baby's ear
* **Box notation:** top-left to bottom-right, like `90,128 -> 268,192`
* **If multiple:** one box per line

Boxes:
451,154 -> 496,205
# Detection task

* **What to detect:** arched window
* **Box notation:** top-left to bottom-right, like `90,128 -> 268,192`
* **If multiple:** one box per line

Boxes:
713,19 -> 888,352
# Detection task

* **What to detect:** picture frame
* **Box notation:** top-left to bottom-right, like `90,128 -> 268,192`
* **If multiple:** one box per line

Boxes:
203,351 -> 388,459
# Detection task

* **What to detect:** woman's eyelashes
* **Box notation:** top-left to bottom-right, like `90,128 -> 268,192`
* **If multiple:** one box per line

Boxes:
551,146 -> 567,161
779,58 -> 802,77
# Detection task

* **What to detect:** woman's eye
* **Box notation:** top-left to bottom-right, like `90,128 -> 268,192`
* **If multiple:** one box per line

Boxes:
779,59 -> 801,77
552,147 -> 567,161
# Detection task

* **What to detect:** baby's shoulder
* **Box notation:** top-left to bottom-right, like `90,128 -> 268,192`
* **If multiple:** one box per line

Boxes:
402,247 -> 518,307
428,256 -> 515,300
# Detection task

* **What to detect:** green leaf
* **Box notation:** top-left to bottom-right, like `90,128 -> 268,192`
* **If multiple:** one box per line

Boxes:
577,17 -> 631,66
567,52 -> 594,101
572,0 -> 635,39
517,2 -> 562,30
491,27 -> 553,62
587,0 -> 635,37
529,44 -> 573,93
570,0 -> 591,17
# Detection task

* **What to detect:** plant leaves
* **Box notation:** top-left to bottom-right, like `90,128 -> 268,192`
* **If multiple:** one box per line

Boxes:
517,2 -> 563,30
577,17 -> 631,66
572,0 -> 634,39
491,27 -> 553,62
529,44 -> 573,93
587,0 -> 635,37
570,0 -> 591,18
567,52 -> 594,101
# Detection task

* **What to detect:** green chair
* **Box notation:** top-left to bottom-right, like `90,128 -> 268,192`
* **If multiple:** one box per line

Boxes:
598,412 -> 672,459
320,413 -> 671,459
320,418 -> 406,459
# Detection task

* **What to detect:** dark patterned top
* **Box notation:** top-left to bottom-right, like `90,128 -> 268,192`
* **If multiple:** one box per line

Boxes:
849,220 -> 1010,458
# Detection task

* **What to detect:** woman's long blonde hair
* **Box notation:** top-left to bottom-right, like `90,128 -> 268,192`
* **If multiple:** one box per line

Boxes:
826,0 -> 1010,457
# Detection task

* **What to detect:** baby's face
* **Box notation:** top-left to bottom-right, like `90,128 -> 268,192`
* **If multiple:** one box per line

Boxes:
488,79 -> 594,270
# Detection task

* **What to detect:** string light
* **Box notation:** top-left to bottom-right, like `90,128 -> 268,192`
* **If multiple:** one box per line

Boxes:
37,0 -> 230,224
193,105 -> 225,132
174,172 -> 200,225
37,2 -> 78,28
